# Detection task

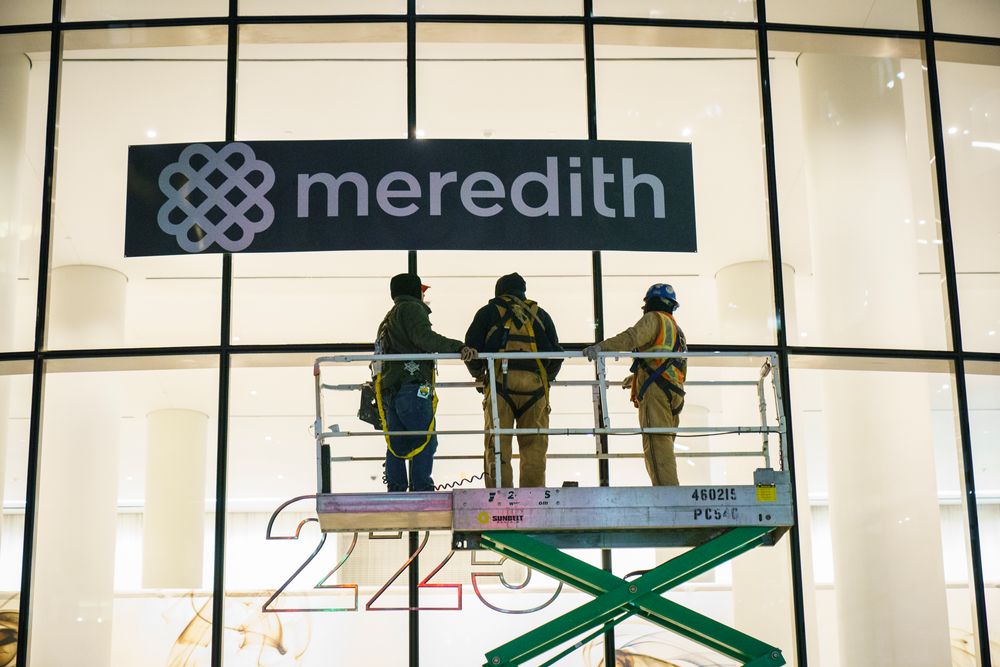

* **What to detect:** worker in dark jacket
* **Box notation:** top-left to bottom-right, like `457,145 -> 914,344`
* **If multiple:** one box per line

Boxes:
465,273 -> 562,487
375,273 -> 477,492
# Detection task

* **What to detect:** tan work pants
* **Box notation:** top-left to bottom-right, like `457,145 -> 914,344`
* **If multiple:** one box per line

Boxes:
483,371 -> 549,488
637,384 -> 685,486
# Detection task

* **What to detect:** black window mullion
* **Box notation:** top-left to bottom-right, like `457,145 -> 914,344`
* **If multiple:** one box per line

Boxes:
754,2 -> 809,665
17,0 -> 62,660
211,3 -> 238,666
919,1 -> 992,663
406,3 -> 420,666
583,3 -> 616,666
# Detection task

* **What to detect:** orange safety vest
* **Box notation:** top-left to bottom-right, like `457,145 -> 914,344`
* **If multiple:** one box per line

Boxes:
631,311 -> 687,404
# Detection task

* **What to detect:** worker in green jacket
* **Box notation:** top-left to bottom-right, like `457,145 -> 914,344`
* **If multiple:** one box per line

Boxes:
374,273 -> 477,492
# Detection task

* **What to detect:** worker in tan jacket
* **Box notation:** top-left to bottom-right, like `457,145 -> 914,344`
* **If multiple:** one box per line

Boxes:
583,284 -> 686,486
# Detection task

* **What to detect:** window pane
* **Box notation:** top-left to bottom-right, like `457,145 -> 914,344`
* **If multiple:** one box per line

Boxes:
0,2 -> 49,25
63,0 -> 226,22
240,0 -> 405,15
966,361 -> 1000,665
31,357 -> 219,666
790,357 -> 976,666
227,356 -> 411,665
232,23 -> 408,345
0,361 -> 32,639
770,33 -> 949,349
49,28 -> 226,350
936,43 -> 1000,353
418,0 -> 581,14
932,0 -> 1000,38
419,251 -> 595,343
416,23 -> 587,139
593,0 -> 754,22
766,0 -> 919,31
237,23 -> 406,141
415,24 -> 590,339
0,32 -> 48,352
238,355 -> 603,664
605,351 -> 799,662
595,27 -> 775,346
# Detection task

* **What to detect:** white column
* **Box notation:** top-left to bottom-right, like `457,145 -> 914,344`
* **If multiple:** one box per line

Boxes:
715,261 -> 796,344
143,409 -> 208,589
31,265 -> 126,667
716,260 -> 814,666
0,34 -> 33,541
46,265 -> 128,349
798,54 -> 951,667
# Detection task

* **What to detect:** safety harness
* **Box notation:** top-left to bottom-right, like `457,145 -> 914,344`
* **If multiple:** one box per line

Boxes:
373,305 -> 438,460
632,311 -> 687,405
484,295 -> 550,419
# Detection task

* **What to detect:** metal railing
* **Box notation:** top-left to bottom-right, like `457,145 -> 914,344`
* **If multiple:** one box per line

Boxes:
312,350 -> 787,492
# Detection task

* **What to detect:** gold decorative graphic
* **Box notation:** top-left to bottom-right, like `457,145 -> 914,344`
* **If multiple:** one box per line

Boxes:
167,595 -> 309,666
0,594 -> 17,667
0,611 -> 16,667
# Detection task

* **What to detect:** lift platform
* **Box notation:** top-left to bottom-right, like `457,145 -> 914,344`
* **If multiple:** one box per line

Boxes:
272,351 -> 795,666
318,472 -> 791,551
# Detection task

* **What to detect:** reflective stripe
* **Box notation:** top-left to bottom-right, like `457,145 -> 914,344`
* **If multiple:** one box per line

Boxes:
646,312 -> 686,386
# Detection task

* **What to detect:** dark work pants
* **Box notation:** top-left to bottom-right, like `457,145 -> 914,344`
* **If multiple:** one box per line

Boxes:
384,383 -> 438,492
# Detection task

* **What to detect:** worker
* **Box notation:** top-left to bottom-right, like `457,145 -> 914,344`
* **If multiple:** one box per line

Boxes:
465,272 -> 563,488
583,283 -> 686,486
374,273 -> 477,492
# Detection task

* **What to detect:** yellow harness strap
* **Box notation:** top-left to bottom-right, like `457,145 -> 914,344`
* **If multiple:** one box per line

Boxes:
375,371 -> 438,460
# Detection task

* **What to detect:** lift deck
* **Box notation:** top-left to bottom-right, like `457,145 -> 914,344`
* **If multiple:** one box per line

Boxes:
318,476 -> 791,551
276,351 -> 794,666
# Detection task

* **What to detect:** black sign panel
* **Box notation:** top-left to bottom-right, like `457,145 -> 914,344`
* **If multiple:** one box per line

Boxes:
124,139 -> 696,256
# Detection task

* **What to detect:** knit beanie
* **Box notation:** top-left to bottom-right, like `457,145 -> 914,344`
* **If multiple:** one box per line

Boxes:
390,273 -> 423,299
495,272 -> 527,298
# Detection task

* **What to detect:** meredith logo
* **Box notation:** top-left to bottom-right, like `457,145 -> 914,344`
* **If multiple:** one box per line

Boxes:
295,155 -> 667,222
158,143 -> 275,252
125,139 -> 696,256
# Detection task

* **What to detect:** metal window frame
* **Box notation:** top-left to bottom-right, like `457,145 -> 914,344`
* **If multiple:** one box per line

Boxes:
3,0 -> 996,665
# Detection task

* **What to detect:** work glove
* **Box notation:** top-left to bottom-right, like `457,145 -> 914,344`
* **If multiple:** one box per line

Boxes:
582,344 -> 601,361
460,346 -> 478,362
621,374 -> 634,390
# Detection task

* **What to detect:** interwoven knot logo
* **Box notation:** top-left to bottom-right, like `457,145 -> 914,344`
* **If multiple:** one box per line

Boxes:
158,143 -> 275,252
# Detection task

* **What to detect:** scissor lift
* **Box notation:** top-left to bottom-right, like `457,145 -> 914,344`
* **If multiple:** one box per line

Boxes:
288,351 -> 793,667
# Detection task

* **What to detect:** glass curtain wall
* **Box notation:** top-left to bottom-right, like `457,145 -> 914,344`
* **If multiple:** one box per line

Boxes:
1,1 -> 998,666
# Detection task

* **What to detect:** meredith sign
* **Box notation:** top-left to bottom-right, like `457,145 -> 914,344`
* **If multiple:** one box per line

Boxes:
124,139 -> 696,256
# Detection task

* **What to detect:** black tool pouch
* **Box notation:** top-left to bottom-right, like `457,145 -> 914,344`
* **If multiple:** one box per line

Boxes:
358,381 -> 384,429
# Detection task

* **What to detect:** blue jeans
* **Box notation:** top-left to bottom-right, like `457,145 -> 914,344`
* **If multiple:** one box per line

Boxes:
384,383 -> 438,492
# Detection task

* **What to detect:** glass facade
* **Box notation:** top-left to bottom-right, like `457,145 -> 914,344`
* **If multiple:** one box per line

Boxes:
1,2 -> 998,666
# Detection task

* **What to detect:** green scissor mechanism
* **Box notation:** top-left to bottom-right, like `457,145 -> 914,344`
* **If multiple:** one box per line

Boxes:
479,527 -> 785,667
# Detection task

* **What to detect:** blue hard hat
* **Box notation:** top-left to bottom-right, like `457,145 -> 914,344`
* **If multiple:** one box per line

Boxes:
644,283 -> 679,309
